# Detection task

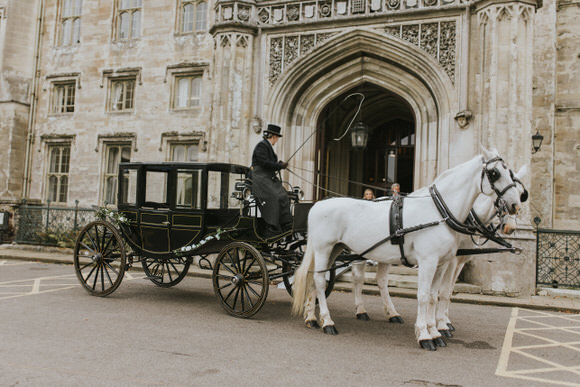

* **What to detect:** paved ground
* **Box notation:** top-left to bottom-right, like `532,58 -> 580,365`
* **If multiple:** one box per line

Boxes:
1,244 -> 579,314
1,260 -> 580,386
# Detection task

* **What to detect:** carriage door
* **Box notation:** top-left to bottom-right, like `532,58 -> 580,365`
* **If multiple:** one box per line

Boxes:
139,169 -> 172,255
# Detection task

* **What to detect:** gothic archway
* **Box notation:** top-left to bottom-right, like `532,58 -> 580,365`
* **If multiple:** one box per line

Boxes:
266,29 -> 456,200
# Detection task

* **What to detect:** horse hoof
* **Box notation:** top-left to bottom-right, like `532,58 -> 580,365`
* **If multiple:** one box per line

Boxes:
389,316 -> 404,324
439,329 -> 453,338
356,313 -> 370,321
433,337 -> 447,347
305,320 -> 320,329
323,325 -> 339,335
447,323 -> 456,332
419,340 -> 437,351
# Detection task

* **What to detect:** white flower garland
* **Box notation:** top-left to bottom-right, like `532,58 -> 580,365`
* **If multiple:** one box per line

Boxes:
175,228 -> 223,255
95,207 -> 129,226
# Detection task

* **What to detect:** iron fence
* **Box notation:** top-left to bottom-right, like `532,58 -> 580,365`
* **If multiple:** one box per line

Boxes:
15,200 -> 96,247
536,227 -> 580,289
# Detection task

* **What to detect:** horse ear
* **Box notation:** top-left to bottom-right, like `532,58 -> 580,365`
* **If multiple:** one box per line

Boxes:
515,164 -> 528,180
480,145 -> 496,160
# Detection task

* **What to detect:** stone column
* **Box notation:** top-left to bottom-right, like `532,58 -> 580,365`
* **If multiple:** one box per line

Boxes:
209,1 -> 258,165
465,1 -> 539,296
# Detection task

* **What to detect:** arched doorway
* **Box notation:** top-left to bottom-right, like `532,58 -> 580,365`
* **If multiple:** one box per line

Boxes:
266,30 -> 456,200
315,83 -> 415,199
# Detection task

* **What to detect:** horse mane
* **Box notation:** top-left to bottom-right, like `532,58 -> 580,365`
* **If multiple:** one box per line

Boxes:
407,154 -> 485,198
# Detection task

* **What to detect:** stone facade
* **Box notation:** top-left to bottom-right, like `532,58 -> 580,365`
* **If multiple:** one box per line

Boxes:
0,0 -> 578,295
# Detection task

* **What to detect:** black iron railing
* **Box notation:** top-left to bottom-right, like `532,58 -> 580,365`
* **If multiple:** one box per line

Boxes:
15,200 -> 96,247
536,226 -> 580,289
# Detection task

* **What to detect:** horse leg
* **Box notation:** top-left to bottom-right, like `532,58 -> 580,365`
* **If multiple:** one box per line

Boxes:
304,286 -> 320,329
376,263 -> 403,323
428,263 -> 449,348
416,258 -> 438,350
314,268 -> 338,334
352,261 -> 370,321
446,260 -> 468,332
436,258 -> 459,338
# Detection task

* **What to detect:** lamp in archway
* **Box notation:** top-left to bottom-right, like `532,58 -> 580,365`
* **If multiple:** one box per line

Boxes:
351,120 -> 370,149
532,130 -> 544,154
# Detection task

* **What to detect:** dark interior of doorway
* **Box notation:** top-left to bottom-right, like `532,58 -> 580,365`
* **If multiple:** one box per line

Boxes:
315,83 -> 415,199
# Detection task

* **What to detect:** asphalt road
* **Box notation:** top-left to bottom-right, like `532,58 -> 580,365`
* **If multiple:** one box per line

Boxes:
1,260 -> 579,387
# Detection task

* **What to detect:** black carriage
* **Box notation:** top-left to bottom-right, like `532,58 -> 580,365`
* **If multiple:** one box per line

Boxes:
73,162 -> 335,318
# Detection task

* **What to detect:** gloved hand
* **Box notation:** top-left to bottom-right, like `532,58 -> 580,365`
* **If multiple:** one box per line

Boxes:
279,161 -> 288,169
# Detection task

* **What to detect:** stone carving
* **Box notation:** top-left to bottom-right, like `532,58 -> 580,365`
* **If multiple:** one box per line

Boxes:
402,24 -> 419,46
253,0 -> 461,26
222,6 -> 233,20
420,23 -> 438,57
319,2 -> 332,17
439,21 -> 456,82
303,3 -> 316,18
284,36 -> 300,67
221,35 -> 231,47
269,37 -> 283,84
388,0 -> 400,9
287,4 -> 300,21
237,35 -> 248,48
300,34 -> 316,55
259,8 -> 270,24
238,6 -> 250,22
269,32 -> 337,84
268,20 -> 456,85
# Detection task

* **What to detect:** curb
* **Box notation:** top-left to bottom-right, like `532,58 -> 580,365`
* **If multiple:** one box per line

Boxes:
1,248 -> 579,314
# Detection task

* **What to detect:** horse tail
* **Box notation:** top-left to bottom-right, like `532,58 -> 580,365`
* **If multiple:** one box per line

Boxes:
291,242 -> 314,317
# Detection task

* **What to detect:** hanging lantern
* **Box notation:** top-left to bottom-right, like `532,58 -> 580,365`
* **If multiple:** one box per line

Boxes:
350,120 -> 369,149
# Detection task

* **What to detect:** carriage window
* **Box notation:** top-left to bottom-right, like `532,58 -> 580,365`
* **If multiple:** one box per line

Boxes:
119,168 -> 137,206
176,170 -> 201,209
228,172 -> 244,208
144,171 -> 168,206
207,171 -> 232,209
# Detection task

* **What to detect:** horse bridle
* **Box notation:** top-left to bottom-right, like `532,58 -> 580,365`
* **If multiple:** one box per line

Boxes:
480,156 -> 520,212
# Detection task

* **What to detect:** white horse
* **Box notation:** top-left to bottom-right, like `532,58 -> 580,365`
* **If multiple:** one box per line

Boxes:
435,164 -> 528,337
350,165 -> 528,334
292,149 -> 522,350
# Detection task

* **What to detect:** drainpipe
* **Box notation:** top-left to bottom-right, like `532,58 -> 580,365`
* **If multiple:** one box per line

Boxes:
22,0 -> 44,200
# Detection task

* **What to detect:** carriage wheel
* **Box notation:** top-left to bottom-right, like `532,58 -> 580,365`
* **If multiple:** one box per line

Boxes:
282,261 -> 336,298
212,242 -> 269,318
73,220 -> 126,297
141,256 -> 190,288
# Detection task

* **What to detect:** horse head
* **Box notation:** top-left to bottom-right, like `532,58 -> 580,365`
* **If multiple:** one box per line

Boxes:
480,148 -> 522,216
498,164 -> 528,234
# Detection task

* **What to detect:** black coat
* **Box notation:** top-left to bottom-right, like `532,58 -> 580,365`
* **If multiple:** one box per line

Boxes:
250,139 -> 291,229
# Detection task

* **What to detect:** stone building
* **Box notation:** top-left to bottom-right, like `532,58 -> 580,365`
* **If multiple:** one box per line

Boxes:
0,0 -> 578,295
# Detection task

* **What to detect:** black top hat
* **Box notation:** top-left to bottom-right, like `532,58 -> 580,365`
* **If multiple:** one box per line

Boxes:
264,124 -> 282,137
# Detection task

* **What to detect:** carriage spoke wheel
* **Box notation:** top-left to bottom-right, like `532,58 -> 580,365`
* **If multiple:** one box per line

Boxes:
141,256 -> 190,288
73,220 -> 126,297
212,242 -> 268,318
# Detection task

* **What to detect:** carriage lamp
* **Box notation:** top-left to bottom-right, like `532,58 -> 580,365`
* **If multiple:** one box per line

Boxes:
351,120 -> 370,149
532,130 -> 544,154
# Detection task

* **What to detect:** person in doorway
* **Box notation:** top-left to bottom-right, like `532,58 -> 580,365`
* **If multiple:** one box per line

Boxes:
250,124 -> 292,238
391,183 -> 400,197
363,188 -> 376,200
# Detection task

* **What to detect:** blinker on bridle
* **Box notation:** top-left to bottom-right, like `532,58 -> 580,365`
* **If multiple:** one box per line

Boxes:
481,157 -> 519,209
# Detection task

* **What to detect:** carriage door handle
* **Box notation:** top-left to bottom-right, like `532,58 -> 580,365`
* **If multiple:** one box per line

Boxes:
161,221 -> 170,226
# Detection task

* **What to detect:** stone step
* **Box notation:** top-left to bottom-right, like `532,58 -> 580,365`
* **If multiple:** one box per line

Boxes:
336,267 -> 482,294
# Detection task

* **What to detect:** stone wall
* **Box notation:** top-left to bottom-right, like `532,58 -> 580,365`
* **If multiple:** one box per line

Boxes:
29,0 -> 217,207
553,1 -> 580,229
0,0 -> 38,204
